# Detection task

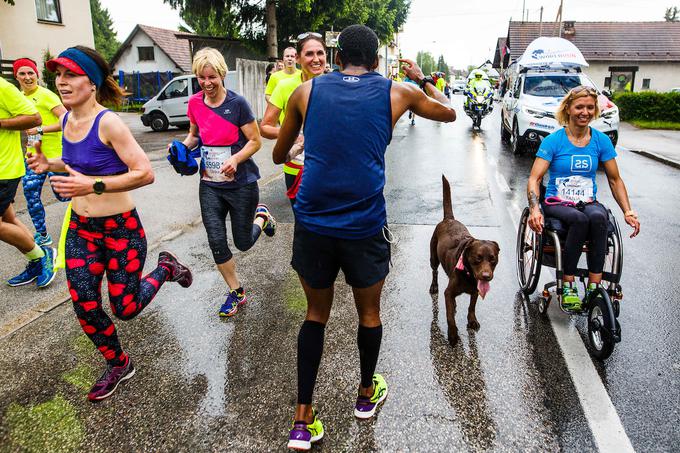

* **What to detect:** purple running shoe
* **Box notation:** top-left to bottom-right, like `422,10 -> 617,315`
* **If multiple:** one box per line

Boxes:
88,358 -> 136,401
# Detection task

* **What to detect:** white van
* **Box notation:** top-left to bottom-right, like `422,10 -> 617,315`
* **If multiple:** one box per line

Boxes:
141,72 -> 239,131
500,37 -> 620,155
501,68 -> 619,154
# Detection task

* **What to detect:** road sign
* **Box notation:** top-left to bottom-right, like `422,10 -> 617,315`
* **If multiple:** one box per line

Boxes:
325,31 -> 340,48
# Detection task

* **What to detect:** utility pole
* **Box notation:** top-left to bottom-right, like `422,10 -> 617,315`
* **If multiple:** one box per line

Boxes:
522,0 -> 526,22
554,0 -> 564,37
539,6 -> 544,36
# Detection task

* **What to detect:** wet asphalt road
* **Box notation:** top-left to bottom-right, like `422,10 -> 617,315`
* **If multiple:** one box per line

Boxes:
0,97 -> 678,452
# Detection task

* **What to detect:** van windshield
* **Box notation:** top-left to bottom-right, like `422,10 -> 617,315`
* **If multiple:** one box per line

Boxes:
523,75 -> 592,97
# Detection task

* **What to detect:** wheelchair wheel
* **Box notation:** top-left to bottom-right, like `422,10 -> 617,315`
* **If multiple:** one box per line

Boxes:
588,292 -> 616,360
516,207 -> 542,295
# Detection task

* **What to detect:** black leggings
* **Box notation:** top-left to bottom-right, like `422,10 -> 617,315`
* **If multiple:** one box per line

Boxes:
199,181 -> 261,265
543,201 -> 609,275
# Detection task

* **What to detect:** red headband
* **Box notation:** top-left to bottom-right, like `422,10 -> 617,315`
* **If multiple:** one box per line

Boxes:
13,58 -> 39,78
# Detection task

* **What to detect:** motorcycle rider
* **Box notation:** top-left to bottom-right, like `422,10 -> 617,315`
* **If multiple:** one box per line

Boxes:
464,70 -> 492,111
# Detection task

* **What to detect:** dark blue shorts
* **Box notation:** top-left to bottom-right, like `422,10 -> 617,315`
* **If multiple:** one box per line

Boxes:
291,223 -> 390,289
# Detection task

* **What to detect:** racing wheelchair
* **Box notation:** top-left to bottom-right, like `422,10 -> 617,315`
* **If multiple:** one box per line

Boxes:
516,196 -> 624,360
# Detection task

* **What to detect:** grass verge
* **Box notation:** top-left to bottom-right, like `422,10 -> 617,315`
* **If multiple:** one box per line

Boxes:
628,119 -> 680,130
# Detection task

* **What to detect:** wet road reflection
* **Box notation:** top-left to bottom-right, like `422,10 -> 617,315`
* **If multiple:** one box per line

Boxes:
429,293 -> 497,450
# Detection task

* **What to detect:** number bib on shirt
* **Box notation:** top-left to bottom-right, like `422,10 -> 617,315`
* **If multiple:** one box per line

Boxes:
201,146 -> 233,182
555,175 -> 593,203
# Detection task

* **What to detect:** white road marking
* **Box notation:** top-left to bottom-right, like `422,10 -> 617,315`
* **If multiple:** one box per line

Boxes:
495,171 -> 511,194
496,166 -> 635,453
548,303 -> 635,453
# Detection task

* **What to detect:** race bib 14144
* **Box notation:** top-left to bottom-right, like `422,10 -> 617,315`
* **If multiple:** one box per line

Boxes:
556,175 -> 593,203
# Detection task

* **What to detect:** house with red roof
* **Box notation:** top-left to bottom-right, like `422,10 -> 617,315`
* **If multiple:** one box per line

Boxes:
110,24 -> 193,75
494,21 -> 680,93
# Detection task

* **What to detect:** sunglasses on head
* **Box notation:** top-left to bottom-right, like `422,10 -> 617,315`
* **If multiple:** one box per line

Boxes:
297,32 -> 322,40
571,85 -> 598,96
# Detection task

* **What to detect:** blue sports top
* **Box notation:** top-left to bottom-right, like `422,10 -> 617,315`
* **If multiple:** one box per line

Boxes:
61,110 -> 128,176
294,71 -> 393,239
536,127 -> 617,201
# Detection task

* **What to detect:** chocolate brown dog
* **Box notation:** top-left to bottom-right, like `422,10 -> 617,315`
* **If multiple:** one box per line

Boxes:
429,175 -> 500,346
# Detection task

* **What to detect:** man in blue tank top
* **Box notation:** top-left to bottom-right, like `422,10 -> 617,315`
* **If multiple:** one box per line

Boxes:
273,25 -> 457,450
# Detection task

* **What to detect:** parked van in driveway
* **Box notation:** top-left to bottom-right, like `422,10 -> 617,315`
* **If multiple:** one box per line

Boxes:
141,72 -> 238,131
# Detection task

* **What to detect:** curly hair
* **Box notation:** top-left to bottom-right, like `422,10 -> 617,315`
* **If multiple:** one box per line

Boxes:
555,86 -> 600,126
337,24 -> 379,70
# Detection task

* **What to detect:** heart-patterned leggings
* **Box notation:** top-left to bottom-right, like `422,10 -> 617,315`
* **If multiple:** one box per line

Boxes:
65,209 -> 170,366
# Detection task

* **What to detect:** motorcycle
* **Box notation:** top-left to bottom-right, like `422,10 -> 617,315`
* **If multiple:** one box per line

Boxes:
464,85 -> 494,129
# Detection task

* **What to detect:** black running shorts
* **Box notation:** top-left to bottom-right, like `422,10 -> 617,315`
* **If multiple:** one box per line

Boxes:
291,222 -> 390,289
0,178 -> 21,214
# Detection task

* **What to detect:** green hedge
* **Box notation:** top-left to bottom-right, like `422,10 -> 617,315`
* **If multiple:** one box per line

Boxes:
613,91 -> 680,123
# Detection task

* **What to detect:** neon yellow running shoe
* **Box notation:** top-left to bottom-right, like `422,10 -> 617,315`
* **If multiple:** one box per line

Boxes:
287,409 -> 324,451
354,373 -> 388,419
561,284 -> 582,311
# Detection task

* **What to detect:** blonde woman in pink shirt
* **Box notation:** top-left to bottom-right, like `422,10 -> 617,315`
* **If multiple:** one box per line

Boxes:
176,48 -> 276,317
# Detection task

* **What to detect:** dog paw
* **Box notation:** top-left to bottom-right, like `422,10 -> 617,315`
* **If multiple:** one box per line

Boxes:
447,331 -> 460,346
467,319 -> 480,330
429,283 -> 438,294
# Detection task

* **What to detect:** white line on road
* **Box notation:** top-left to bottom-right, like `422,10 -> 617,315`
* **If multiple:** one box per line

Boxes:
548,303 -> 635,453
497,167 -> 634,453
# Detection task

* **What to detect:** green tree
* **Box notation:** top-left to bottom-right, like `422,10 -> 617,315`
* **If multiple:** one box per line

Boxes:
665,6 -> 679,21
89,0 -> 120,62
436,54 -> 449,78
41,49 -> 57,92
416,51 -> 435,75
165,0 -> 411,60
2,0 -> 15,4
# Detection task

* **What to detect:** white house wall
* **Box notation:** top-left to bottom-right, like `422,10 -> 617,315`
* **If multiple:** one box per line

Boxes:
113,31 -> 183,74
0,0 -> 94,70
585,62 -> 680,93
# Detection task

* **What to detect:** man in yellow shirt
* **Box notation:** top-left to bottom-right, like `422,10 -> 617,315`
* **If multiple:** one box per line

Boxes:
264,47 -> 301,102
14,58 -> 69,246
0,76 -> 56,288
435,73 -> 446,92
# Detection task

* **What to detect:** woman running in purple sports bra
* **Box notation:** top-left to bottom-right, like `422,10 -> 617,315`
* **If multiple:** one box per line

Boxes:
28,46 -> 193,402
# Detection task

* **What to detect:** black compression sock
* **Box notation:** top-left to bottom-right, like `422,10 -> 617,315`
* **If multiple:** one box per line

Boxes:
297,320 -> 325,405
358,324 -> 383,389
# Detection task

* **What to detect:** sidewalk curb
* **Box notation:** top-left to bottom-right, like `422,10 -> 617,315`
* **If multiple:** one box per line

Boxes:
0,172 -> 284,341
622,146 -> 680,170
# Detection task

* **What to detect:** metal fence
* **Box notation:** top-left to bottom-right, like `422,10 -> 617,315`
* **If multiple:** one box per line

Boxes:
1,60 -> 19,87
236,58 -> 268,119
116,70 -> 179,103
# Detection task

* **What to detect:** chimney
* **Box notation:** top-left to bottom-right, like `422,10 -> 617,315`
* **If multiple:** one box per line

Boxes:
563,21 -> 575,39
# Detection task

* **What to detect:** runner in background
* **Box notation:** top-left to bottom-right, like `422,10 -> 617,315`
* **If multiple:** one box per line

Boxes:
265,47 -> 300,102
14,58 -> 69,247
260,33 -> 327,206
0,76 -> 56,288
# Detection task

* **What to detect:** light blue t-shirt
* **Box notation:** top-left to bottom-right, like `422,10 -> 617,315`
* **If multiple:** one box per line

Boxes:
536,127 -> 617,202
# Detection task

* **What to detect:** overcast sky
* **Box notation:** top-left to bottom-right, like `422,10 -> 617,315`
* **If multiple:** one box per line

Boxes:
102,0 -> 676,68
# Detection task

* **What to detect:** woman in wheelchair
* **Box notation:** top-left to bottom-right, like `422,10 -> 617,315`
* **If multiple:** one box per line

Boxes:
526,86 -> 640,311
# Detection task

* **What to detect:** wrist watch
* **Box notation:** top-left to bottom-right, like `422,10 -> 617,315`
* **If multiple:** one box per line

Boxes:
93,178 -> 105,195
419,76 -> 436,91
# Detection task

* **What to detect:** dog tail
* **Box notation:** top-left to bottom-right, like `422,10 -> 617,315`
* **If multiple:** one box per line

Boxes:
442,174 -> 454,219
